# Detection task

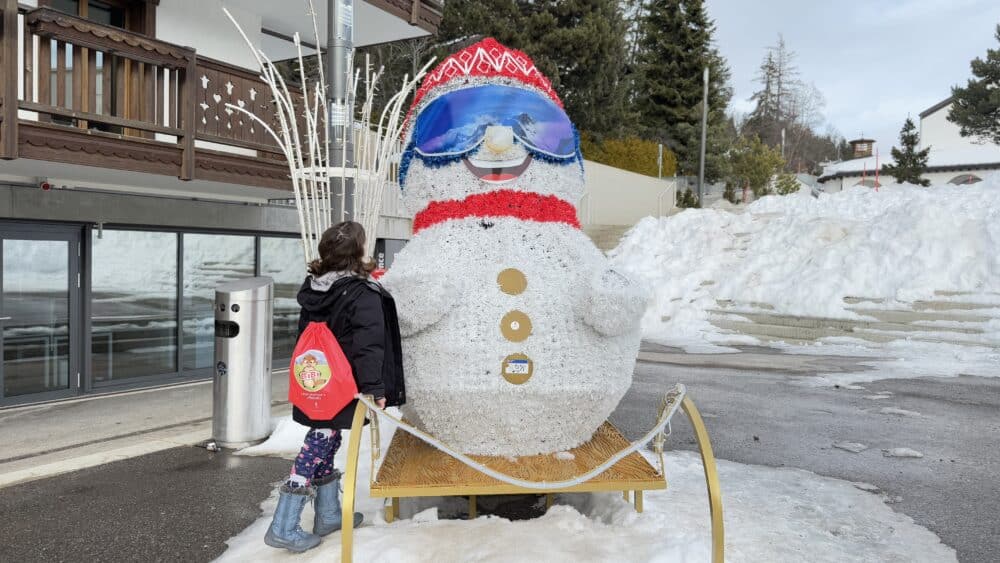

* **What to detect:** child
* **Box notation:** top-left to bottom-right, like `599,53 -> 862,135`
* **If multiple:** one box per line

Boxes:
265,221 -> 404,553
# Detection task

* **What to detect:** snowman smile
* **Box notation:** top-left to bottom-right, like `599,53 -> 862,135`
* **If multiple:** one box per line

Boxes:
463,154 -> 533,184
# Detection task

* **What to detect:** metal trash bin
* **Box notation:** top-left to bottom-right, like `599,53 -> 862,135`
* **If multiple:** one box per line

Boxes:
212,276 -> 274,448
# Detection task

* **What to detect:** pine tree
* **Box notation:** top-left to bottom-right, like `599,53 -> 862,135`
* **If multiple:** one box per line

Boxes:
635,0 -> 732,182
744,35 -> 800,148
740,35 -> 842,173
432,0 -> 631,137
948,24 -> 1000,145
774,173 -> 800,195
728,134 -> 784,197
723,182 -> 738,204
882,118 -> 930,186
684,187 -> 699,207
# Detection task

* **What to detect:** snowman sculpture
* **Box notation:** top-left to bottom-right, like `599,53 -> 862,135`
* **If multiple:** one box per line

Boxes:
381,38 -> 648,457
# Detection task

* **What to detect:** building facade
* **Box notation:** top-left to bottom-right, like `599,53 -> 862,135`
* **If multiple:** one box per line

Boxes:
817,97 -> 1000,191
0,0 -> 442,405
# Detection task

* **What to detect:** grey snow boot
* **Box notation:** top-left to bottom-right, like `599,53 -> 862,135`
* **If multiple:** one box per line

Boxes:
313,473 -> 364,537
264,487 -> 322,553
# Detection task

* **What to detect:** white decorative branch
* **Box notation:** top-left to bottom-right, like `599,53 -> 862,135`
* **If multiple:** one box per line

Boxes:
222,2 -> 430,265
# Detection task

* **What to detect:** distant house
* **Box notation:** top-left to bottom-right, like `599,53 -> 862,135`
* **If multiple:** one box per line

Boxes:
817,97 -> 1000,191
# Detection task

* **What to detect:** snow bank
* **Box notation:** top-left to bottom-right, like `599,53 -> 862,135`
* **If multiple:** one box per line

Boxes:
223,417 -> 955,563
610,175 -> 1000,360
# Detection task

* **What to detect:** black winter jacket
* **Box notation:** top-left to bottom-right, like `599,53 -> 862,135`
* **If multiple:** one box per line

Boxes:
292,274 -> 405,430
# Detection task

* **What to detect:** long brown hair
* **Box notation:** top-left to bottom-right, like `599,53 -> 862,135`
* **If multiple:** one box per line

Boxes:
308,221 -> 375,278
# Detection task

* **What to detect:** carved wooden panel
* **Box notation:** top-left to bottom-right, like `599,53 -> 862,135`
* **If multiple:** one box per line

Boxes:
195,58 -> 286,152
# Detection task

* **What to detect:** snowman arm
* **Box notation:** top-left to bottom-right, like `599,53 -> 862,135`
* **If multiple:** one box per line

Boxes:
583,269 -> 649,337
380,270 -> 457,337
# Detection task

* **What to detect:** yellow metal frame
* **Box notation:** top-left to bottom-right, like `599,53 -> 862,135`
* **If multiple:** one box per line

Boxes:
341,395 -> 724,563
681,395 -> 725,563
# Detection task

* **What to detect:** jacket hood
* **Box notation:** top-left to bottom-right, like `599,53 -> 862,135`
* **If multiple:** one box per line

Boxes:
297,271 -> 364,313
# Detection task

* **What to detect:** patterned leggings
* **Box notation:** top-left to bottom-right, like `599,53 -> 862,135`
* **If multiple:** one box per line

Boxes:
286,428 -> 342,489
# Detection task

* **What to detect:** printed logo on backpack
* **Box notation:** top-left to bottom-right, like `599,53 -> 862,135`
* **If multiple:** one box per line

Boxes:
289,322 -> 358,420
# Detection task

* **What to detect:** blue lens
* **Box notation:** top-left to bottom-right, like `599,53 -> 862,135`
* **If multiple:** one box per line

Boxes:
412,85 -> 577,158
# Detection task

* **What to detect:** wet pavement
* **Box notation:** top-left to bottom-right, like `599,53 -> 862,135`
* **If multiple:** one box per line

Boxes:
1,347 -> 996,562
0,446 -> 287,563
613,354 -> 1000,563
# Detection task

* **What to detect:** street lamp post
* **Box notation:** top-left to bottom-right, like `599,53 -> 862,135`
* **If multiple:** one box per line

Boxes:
697,67 -> 709,207
328,0 -> 354,222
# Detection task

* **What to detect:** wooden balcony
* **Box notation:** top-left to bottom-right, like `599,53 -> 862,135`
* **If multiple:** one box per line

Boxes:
0,3 -> 311,191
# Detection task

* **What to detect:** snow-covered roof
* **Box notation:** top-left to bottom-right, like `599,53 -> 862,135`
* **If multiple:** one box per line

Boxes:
818,144 -> 1000,182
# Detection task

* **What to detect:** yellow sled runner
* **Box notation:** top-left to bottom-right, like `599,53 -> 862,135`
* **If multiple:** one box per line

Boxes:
340,385 -> 724,563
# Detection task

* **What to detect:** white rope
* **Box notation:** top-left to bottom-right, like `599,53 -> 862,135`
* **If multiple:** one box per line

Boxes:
355,384 -> 687,490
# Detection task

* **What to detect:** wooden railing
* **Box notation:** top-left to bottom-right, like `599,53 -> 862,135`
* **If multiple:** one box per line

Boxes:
195,57 -> 284,153
20,6 -> 198,176
2,4 -> 300,183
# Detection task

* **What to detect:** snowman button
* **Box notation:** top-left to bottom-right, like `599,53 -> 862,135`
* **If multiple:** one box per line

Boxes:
500,310 -> 532,342
501,353 -> 533,385
497,268 -> 527,295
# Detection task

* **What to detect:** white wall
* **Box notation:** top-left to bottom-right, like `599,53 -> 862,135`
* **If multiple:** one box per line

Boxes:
920,104 -> 972,152
377,185 -> 413,241
823,169 -> 991,192
156,0 -> 261,70
582,160 -> 675,225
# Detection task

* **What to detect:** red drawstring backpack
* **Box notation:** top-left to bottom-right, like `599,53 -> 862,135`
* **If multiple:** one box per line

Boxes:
289,322 -> 358,420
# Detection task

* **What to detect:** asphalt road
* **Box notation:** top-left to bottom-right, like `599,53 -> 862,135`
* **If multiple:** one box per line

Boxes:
0,447 -> 288,563
1,349 -> 996,562
610,352 -> 1000,563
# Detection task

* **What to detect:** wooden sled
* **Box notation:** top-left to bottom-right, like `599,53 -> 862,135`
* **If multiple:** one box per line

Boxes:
339,389 -> 724,563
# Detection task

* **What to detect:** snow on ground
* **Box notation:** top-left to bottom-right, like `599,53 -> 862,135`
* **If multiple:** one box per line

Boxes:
222,417 -> 956,563
611,176 -> 1000,382
883,448 -> 924,459
782,339 -> 1000,386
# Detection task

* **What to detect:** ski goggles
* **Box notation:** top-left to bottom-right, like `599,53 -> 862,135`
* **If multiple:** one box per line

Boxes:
410,85 -> 577,159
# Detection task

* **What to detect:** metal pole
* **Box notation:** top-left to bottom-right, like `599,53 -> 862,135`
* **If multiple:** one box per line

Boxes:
328,0 -> 355,222
697,67 -> 709,207
657,143 -> 663,179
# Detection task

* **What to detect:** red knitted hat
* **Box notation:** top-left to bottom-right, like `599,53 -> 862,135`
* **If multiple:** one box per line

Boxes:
404,38 -> 562,131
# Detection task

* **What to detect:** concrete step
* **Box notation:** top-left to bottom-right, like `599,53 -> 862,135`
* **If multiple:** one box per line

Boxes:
710,319 -> 898,344
911,300 -> 1000,312
584,224 -> 631,252
710,310 -> 986,335
847,308 -> 993,325
844,296 -> 886,305
709,319 -> 994,347
934,290 -> 1000,298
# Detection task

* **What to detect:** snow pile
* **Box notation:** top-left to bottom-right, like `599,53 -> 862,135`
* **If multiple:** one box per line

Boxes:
223,417 -> 956,563
610,176 -> 1000,355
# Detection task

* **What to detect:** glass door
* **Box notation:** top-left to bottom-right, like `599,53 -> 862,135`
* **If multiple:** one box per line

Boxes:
0,225 -> 82,403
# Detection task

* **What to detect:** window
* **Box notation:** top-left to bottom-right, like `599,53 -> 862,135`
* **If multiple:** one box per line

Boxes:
182,234 -> 254,371
92,230 -> 300,381
91,230 -> 178,382
948,174 -> 982,185
260,237 -> 307,360
44,0 -> 152,34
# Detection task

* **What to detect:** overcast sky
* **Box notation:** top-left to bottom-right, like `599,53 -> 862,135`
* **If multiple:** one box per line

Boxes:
706,0 -> 1000,148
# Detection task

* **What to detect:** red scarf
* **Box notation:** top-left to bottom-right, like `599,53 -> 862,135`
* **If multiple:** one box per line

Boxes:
412,190 -> 581,234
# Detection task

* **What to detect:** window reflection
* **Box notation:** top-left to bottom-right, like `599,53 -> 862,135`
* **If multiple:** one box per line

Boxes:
91,230 -> 177,382
260,237 -> 306,360
3,239 -> 70,396
182,234 -> 254,370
